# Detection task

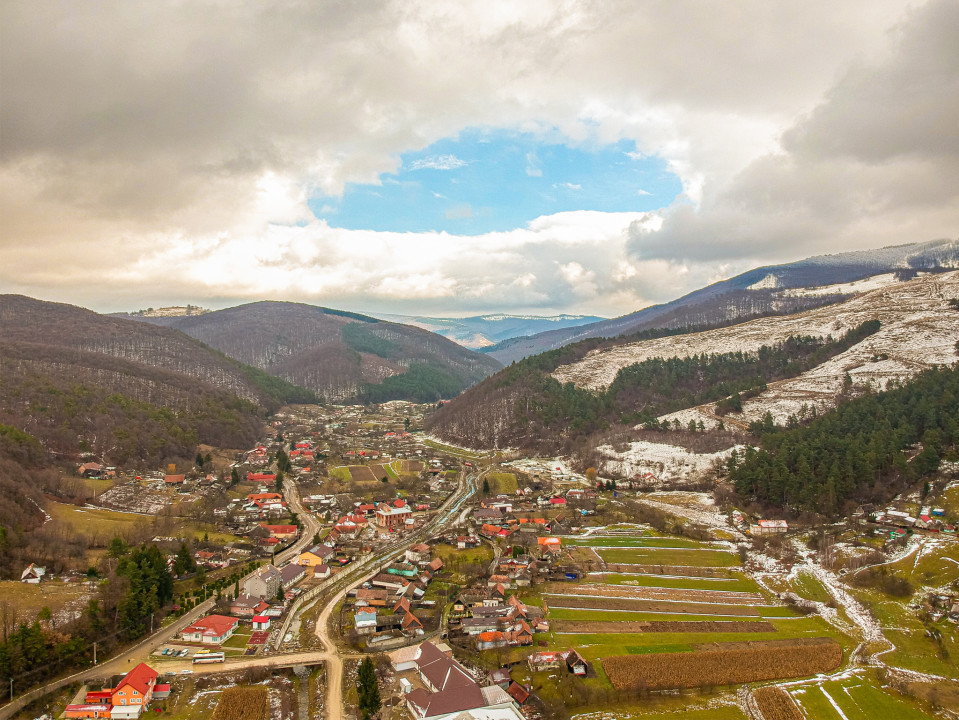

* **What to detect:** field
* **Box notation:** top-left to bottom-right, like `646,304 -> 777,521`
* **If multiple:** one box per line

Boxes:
513,532 -> 856,697
0,580 -> 92,625
211,686 -> 268,720
602,638 -> 842,690
753,687 -> 803,720
486,472 -> 518,494
46,501 -> 243,547
347,465 -> 378,483
788,675 -> 936,720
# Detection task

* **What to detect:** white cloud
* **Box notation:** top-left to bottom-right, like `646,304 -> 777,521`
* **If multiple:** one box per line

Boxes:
636,188 -> 652,196
408,154 -> 468,171
525,151 -> 542,177
1,0 -> 949,319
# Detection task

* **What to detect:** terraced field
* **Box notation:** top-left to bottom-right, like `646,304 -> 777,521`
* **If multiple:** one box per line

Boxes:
527,533 -> 854,690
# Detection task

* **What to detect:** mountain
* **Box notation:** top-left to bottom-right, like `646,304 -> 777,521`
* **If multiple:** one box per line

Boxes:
119,301 -> 503,402
371,313 -> 605,349
427,270 -> 959,455
0,294 -> 315,472
485,238 -> 959,364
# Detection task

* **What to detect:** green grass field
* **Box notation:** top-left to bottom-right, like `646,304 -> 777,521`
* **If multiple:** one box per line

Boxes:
486,472 -> 518,494
789,676 -> 935,719
565,535 -> 710,548
330,466 -> 351,481
599,547 -> 741,567
596,572 -> 761,593
792,570 -> 832,603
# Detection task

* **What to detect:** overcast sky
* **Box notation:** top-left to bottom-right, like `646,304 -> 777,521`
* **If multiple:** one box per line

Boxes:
2,0 -> 957,318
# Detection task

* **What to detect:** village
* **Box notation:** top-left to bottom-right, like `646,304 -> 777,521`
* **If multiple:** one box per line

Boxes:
10,399 -> 959,720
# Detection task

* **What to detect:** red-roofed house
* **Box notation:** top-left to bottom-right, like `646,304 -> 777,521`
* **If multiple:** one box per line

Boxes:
164,474 -> 185,485
181,614 -> 238,644
252,615 -> 271,630
247,472 -> 276,483
65,704 -> 112,718
111,662 -> 159,710
259,524 -> 299,540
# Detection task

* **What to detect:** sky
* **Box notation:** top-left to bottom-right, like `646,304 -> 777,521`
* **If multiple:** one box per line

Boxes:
1,0 -> 957,318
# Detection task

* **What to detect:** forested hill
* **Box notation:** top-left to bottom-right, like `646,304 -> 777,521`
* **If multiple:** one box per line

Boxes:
0,294 -> 314,475
729,364 -> 959,516
123,301 -> 502,402
0,295 -> 311,408
427,320 -> 881,453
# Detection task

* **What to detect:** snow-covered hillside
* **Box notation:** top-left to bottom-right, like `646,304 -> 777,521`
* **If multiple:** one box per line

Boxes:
554,271 -> 959,427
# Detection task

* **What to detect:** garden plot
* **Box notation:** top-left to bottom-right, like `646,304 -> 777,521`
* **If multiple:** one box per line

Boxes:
787,675 -> 934,720
347,465 -> 378,482
555,582 -> 767,605
547,595 -> 766,617
598,547 -> 741,567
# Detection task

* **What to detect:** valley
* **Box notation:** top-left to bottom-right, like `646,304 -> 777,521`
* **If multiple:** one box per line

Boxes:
4,252 -> 959,720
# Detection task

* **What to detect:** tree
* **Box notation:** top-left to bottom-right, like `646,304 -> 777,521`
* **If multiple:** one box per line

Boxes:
195,452 -> 204,467
231,467 -> 239,486
173,542 -> 196,576
585,467 -> 597,483
482,478 -> 490,495
276,583 -> 285,602
233,578 -> 240,598
107,536 -> 128,559
357,657 -> 381,720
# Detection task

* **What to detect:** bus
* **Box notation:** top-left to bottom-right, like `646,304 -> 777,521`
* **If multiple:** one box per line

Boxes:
192,651 -> 225,664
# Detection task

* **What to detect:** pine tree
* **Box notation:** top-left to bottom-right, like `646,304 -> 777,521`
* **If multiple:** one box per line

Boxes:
357,657 -> 381,720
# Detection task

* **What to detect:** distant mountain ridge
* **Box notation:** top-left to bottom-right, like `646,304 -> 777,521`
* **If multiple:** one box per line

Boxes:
371,312 -> 604,349
119,301 -> 502,402
486,238 -> 959,363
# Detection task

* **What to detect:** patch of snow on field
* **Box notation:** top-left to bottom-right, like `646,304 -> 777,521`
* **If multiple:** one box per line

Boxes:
598,441 -> 742,485
782,272 -> 906,297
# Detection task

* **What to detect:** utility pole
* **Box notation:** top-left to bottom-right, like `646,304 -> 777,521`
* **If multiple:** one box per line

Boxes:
94,642 -> 97,665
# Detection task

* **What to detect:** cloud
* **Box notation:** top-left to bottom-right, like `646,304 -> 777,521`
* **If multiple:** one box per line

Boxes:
408,154 -> 468,171
525,151 -> 542,177
445,204 -> 473,220
0,0 -> 948,317
636,189 -> 652,196
630,0 -> 959,265
554,182 -> 582,190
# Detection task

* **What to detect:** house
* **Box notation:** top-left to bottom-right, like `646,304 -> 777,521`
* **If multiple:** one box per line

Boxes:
231,594 -> 270,617
749,519 -> 789,536
260,524 -> 299,540
428,558 -> 444,573
298,544 -> 335,567
313,564 -> 332,580
164,474 -> 185,485
405,543 -> 432,564
20,563 -> 46,584
247,472 -> 277,483
280,563 -> 306,587
181,615 -> 238,644
355,610 -> 378,635
406,642 -> 486,720
243,564 -> 282,599
252,615 -> 271,631
376,503 -> 413,528
506,682 -> 530,705
457,536 -> 479,549
356,588 -> 389,607
248,492 -> 283,502
65,705 -> 111,718
402,612 -> 424,634
77,462 -> 104,478
111,662 -> 159,710
528,651 -> 565,671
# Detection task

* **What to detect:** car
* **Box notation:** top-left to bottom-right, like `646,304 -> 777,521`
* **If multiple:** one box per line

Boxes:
165,671 -> 177,677
181,669 -> 193,675
180,649 -> 190,657
161,649 -> 169,656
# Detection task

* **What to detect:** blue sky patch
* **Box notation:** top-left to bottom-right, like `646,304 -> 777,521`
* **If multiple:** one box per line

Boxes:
309,128 -> 682,234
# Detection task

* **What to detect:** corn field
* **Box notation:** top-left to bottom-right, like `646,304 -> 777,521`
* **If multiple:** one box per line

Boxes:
212,685 -> 269,720
602,638 -> 841,690
753,686 -> 805,720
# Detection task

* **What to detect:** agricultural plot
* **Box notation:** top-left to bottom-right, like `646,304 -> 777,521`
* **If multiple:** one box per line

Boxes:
752,687 -> 803,720
530,534 -> 857,694
347,465 -> 378,483
599,547 -> 741,567
565,535 -> 701,548
602,638 -> 841,690
0,580 -> 92,625
211,686 -> 268,720
788,675 -> 934,720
